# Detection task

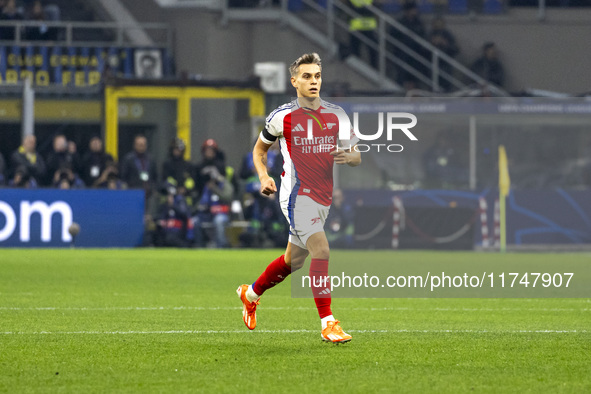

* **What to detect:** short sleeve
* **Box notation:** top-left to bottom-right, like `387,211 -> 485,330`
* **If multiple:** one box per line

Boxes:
259,107 -> 285,145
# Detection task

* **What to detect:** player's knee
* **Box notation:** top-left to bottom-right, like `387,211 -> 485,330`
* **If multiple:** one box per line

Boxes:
310,245 -> 330,260
290,258 -> 306,272
285,254 -> 306,271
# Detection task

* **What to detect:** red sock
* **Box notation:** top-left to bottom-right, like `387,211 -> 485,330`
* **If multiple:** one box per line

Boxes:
310,258 -> 332,319
252,255 -> 291,296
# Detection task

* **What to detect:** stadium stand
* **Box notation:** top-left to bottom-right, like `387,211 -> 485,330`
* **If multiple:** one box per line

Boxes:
1,0 -> 591,250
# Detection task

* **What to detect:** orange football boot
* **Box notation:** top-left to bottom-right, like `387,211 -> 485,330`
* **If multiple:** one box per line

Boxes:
321,320 -> 352,343
236,284 -> 259,330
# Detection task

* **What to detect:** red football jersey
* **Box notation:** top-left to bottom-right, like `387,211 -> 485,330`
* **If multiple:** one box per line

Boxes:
260,99 -> 357,206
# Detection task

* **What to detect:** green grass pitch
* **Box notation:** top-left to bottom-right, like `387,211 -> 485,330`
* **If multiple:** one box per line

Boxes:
1,249 -> 590,393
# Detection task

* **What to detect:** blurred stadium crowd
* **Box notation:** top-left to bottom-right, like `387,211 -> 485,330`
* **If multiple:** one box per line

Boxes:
0,0 -> 61,41
0,133 -> 289,248
234,0 -> 507,93
0,132 -> 357,249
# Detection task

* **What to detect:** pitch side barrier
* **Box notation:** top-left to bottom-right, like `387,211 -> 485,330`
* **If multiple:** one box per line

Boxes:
344,189 -> 591,250
0,189 -> 144,248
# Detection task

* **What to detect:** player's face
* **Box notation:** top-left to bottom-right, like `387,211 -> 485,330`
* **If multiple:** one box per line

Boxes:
291,64 -> 322,98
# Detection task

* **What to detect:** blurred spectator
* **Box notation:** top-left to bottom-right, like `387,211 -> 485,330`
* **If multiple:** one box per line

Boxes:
198,138 -> 239,199
24,0 -> 57,41
239,140 -> 282,191
192,171 -> 233,248
153,189 -> 193,247
471,42 -> 505,87
9,165 -> 38,188
10,135 -> 46,183
52,163 -> 85,189
45,134 -> 81,186
81,136 -> 114,187
120,134 -> 158,199
94,159 -> 127,190
43,2 -> 60,22
239,142 -> 284,247
161,137 -> 197,205
240,191 -> 285,248
325,189 -> 355,248
0,151 -> 5,185
390,1 -> 428,90
193,139 -> 233,248
195,138 -> 227,195
0,0 -> 24,41
347,0 -> 378,68
428,16 -> 459,92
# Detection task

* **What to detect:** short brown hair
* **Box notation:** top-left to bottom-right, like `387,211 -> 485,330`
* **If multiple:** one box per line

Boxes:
289,53 -> 322,77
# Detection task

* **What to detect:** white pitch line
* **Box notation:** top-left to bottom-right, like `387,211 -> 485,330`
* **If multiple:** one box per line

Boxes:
0,329 -> 587,335
0,306 -> 589,312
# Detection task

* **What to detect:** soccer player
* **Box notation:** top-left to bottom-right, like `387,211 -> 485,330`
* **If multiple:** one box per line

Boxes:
237,53 -> 361,343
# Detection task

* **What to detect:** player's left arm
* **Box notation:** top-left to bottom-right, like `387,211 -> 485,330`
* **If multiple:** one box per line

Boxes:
331,145 -> 361,167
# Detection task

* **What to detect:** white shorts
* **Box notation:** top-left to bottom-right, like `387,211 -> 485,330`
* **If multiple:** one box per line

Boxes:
280,194 -> 330,250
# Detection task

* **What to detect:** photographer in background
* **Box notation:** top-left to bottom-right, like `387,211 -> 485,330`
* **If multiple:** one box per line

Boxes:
52,163 -> 85,189
162,137 -> 197,207
94,160 -> 127,190
11,135 -> 46,184
239,142 -> 285,247
193,163 -> 234,248
152,184 -> 193,248
193,139 -> 234,248
194,139 -> 227,196
9,165 -> 38,188
45,134 -> 82,186
82,136 -> 114,187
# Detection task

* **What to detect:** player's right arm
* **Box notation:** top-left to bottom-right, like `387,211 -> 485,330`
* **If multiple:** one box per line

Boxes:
254,107 -> 285,196
253,137 -> 277,196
